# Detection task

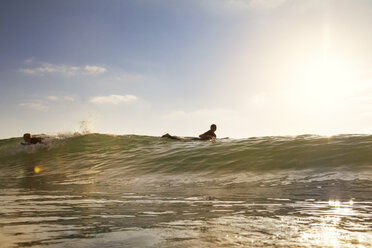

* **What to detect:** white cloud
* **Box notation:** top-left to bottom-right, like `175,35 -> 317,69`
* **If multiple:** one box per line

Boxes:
47,96 -> 58,101
19,68 -> 39,75
18,102 -> 49,111
89,94 -> 139,104
84,65 -> 107,74
18,95 -> 76,111
19,63 -> 107,76
63,96 -> 75,101
47,95 -> 75,102
112,73 -> 146,83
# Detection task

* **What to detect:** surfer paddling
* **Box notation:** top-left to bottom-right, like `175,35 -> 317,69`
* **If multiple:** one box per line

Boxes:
22,133 -> 44,145
162,124 -> 217,141
198,124 -> 217,140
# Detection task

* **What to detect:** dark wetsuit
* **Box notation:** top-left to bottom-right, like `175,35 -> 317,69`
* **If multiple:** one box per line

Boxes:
199,130 -> 216,140
201,130 -> 216,138
22,137 -> 43,145
30,137 -> 43,144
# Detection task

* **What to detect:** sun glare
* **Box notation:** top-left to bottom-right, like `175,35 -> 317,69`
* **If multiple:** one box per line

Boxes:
297,56 -> 358,110
296,23 -> 364,112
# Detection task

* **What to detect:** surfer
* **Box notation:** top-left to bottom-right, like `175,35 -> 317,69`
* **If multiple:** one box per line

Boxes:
161,124 -> 217,141
22,133 -> 43,145
198,124 -> 217,140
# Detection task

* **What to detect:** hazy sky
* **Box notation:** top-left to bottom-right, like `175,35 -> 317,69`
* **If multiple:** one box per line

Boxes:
1,0 -> 371,139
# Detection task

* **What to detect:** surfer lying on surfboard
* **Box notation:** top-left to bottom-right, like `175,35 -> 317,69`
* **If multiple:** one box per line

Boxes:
162,124 -> 217,141
21,133 -> 44,145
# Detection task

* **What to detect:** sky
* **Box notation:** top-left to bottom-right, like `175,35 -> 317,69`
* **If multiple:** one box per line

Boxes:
1,0 -> 372,139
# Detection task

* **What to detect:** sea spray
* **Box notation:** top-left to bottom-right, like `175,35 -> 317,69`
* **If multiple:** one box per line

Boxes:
79,118 -> 95,134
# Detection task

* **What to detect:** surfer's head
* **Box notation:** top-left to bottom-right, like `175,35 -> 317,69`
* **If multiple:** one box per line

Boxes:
23,133 -> 32,142
210,124 -> 217,132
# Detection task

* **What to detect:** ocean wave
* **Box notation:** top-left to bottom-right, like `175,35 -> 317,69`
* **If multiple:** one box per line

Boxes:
1,134 -> 371,176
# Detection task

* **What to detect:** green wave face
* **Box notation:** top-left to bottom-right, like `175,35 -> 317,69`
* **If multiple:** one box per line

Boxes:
1,133 -> 372,248
1,134 -> 372,177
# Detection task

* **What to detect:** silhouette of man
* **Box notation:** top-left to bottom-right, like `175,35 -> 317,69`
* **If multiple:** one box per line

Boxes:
22,133 -> 43,145
198,124 -> 217,140
161,124 -> 217,141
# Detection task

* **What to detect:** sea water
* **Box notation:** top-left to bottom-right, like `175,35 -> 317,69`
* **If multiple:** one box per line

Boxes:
0,134 -> 371,247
